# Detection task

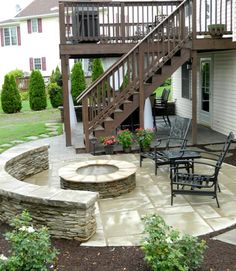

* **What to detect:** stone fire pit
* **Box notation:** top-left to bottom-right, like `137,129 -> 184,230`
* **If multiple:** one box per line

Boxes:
59,160 -> 137,198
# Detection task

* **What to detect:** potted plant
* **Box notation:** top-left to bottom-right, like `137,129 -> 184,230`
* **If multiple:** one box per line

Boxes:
135,128 -> 155,151
117,129 -> 134,153
208,24 -> 226,38
100,135 -> 116,154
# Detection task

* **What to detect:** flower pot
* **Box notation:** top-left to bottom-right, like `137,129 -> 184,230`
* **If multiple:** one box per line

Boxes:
123,146 -> 132,153
208,24 -> 226,39
104,145 -> 114,155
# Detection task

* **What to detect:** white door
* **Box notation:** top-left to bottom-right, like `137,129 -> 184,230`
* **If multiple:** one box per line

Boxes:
199,58 -> 212,126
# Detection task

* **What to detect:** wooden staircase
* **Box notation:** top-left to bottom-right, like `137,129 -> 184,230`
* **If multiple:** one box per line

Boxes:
77,0 -> 192,151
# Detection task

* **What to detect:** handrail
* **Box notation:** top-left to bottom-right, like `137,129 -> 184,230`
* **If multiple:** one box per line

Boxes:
77,0 -> 190,103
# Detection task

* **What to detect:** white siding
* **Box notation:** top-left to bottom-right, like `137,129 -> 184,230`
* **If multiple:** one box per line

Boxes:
173,50 -> 236,136
172,68 -> 192,118
211,51 -> 236,135
233,0 -> 236,41
0,16 -> 60,86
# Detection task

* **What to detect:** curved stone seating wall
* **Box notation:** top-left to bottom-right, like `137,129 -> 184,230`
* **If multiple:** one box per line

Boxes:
0,144 -> 98,241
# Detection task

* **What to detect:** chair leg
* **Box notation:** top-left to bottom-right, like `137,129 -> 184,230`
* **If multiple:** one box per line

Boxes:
140,156 -> 143,167
155,162 -> 158,175
215,195 -> 220,208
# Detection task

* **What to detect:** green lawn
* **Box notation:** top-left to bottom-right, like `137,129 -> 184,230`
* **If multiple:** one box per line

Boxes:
0,99 -> 53,113
153,85 -> 172,101
0,99 -> 62,153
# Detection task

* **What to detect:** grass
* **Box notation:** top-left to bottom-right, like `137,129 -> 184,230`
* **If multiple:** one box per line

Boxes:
0,99 -> 62,153
153,84 -> 172,101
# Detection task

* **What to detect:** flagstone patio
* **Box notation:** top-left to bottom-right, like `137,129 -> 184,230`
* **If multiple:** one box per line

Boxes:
20,134 -> 236,247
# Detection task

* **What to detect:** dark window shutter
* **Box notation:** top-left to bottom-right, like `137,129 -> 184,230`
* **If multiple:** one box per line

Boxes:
0,28 -> 4,47
17,26 -> 21,45
182,63 -> 190,99
38,18 -> 42,33
29,57 -> 33,71
27,20 -> 32,33
42,57 -> 46,71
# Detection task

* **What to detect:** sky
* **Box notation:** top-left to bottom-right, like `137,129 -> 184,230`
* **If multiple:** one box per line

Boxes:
0,0 -> 32,21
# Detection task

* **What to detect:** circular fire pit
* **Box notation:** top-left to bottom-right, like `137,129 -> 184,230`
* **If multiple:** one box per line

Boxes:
59,160 -> 136,198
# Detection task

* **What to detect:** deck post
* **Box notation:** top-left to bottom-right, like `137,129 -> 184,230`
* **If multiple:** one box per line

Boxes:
82,98 -> 90,152
61,55 -> 72,147
192,0 -> 197,40
191,50 -> 197,145
138,44 -> 145,129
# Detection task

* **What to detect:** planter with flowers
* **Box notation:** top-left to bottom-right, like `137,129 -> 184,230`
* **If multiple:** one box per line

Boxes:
117,129 -> 134,153
100,135 -> 116,154
135,128 -> 155,152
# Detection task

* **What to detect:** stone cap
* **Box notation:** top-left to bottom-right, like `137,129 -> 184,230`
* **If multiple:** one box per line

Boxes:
0,144 -> 98,210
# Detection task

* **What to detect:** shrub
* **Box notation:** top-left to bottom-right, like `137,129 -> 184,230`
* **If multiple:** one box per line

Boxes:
71,61 -> 86,104
0,210 -> 58,271
117,129 -> 133,148
29,70 -> 47,111
91,58 -> 104,82
48,82 -> 63,108
7,69 -> 24,79
141,214 -> 207,271
20,91 -> 29,101
50,66 -> 62,87
1,74 -> 22,113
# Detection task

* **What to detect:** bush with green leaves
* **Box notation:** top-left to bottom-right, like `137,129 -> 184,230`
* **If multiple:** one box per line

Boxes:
91,58 -> 104,82
141,214 -> 207,271
20,91 -> 29,101
71,61 -> 86,104
1,74 -> 22,113
50,66 -> 62,87
0,210 -> 58,271
29,70 -> 47,111
48,82 -> 63,108
7,69 -> 24,79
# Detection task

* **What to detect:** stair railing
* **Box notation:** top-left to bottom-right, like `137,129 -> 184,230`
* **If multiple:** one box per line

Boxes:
77,0 -> 192,150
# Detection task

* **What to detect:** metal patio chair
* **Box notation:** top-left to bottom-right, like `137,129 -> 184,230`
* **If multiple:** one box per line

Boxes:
140,116 -> 193,175
153,88 -> 171,128
170,132 -> 235,207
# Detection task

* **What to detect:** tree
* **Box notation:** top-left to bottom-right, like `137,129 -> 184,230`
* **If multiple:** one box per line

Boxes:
71,61 -> 86,104
48,66 -> 63,108
7,69 -> 24,79
28,70 -> 47,111
50,66 -> 62,87
48,82 -> 63,108
1,74 -> 22,113
91,58 -> 104,82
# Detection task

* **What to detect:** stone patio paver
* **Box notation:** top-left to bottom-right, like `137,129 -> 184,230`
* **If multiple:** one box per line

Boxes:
213,229 -> 236,245
5,135 -> 236,247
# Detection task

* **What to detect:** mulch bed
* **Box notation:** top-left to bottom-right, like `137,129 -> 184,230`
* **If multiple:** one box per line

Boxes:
0,146 -> 236,270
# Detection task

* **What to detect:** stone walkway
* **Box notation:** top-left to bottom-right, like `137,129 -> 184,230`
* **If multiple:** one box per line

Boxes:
0,122 -> 61,154
20,134 -> 236,247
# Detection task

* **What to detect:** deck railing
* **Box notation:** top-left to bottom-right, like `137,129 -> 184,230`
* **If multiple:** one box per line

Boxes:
59,1 -> 183,44
197,0 -> 233,34
77,0 -> 192,147
59,0 -> 233,44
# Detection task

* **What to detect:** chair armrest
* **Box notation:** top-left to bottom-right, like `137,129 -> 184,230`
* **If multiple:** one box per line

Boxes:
153,137 -> 188,148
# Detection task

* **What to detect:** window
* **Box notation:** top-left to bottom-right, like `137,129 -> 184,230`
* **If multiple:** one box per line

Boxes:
200,61 -> 210,112
31,18 -> 38,32
27,18 -> 42,33
182,63 -> 190,99
3,27 -> 17,46
34,58 -> 42,70
29,57 -> 46,71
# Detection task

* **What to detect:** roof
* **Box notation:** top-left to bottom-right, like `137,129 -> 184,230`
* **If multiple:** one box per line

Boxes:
15,0 -> 59,18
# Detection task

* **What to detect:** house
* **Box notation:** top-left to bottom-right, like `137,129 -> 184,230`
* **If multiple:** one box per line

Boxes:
58,0 -> 236,151
0,0 -> 60,86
